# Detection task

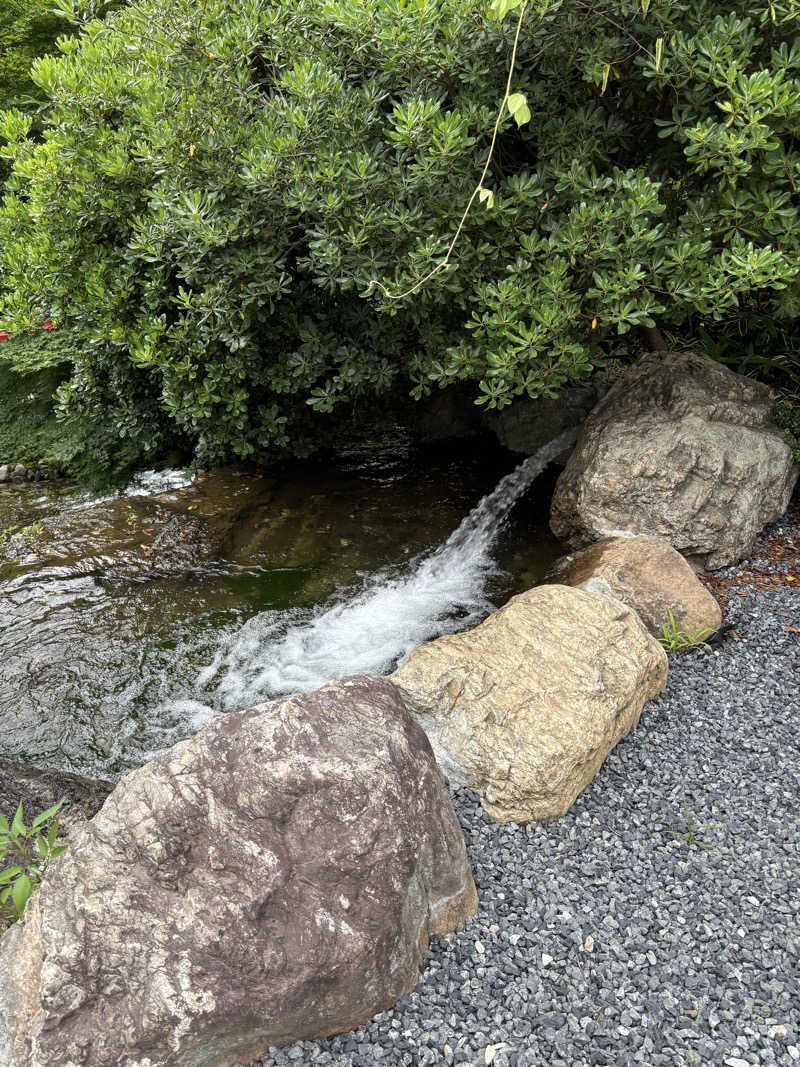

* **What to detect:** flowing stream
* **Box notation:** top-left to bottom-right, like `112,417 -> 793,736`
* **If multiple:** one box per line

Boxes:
194,431 -> 576,711
0,434 -> 569,778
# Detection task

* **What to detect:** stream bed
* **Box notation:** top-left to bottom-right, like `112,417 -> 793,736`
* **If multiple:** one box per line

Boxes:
0,434 -> 565,779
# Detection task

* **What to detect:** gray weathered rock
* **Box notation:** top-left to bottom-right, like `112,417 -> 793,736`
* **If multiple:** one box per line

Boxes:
550,351 -> 799,569
392,585 -> 667,823
11,463 -> 26,483
0,465 -> 8,483
547,535 -> 722,639
482,385 -> 602,459
0,676 -> 477,1067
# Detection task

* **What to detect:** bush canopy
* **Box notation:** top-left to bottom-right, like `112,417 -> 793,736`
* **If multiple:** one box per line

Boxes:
1,0 -> 798,463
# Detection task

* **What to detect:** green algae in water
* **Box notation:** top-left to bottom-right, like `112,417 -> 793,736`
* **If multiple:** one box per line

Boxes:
221,566 -> 320,613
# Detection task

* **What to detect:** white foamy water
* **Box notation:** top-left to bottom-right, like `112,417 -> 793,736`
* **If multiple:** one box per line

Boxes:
122,468 -> 194,496
182,430 -> 576,715
65,467 -> 195,512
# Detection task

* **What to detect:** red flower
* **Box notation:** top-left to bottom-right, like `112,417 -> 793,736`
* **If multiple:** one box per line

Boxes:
43,318 -> 55,331
0,331 -> 9,342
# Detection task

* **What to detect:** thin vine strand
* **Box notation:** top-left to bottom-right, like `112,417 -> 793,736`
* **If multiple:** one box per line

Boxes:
366,1 -> 528,302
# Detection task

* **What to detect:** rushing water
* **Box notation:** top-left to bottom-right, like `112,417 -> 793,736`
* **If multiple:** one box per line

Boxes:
0,434 -> 568,778
195,431 -> 576,710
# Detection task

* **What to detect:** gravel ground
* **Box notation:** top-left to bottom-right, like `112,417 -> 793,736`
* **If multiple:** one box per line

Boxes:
251,509 -> 799,1067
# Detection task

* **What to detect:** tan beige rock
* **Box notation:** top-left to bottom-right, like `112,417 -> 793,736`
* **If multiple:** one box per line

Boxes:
547,535 -> 722,639
392,585 -> 667,823
0,676 -> 477,1067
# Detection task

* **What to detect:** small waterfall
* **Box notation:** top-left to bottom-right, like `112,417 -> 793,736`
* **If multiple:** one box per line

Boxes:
190,429 -> 576,712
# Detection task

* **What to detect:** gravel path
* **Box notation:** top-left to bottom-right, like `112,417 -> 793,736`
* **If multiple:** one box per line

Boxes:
251,512 -> 799,1067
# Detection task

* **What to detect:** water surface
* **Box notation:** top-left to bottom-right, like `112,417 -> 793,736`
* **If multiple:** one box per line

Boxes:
0,436 -> 564,778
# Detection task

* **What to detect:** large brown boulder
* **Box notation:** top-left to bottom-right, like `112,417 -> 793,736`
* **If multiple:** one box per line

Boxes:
550,351 -> 798,569
392,585 -> 667,823
547,535 -> 722,639
0,677 -> 477,1067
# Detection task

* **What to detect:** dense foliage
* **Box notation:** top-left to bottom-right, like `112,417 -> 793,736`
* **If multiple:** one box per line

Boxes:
1,0 -> 798,464
0,0 -> 72,180
0,0 -> 69,111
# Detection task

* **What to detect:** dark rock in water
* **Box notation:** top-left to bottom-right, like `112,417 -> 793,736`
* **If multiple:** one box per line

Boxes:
481,385 -> 602,459
0,759 -> 112,838
551,351 -> 799,569
0,675 -> 477,1066
0,467 -> 271,576
415,386 -> 482,442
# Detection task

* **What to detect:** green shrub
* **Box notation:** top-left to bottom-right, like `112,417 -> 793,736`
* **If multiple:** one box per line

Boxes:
1,0 -> 799,464
0,0 -> 70,112
0,0 -> 73,184
0,801 -> 66,932
0,342 -> 172,488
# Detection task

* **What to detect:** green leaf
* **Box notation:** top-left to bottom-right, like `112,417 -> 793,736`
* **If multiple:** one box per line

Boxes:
0,866 -> 24,885
32,802 -> 64,830
490,0 -> 522,19
10,803 -> 25,840
655,37 -> 664,73
513,103 -> 531,127
507,92 -> 526,116
478,186 -> 494,209
11,874 -> 31,916
47,822 -> 59,848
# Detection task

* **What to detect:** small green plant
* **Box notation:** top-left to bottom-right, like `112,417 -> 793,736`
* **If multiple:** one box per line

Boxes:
0,524 -> 19,550
658,609 -> 714,652
0,522 -> 43,556
20,521 -> 42,543
0,800 -> 66,929
665,795 -> 719,850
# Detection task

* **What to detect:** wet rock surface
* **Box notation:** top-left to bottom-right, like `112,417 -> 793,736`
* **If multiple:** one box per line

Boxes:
0,676 -> 477,1067
550,351 -> 798,569
0,759 -> 112,837
547,534 -> 723,638
392,585 -> 667,822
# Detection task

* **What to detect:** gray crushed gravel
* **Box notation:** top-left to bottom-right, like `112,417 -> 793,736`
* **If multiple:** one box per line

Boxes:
249,511 -> 800,1067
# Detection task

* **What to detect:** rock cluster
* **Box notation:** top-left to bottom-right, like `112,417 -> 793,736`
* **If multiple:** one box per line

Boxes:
0,462 -> 64,483
1,349 -> 793,1065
